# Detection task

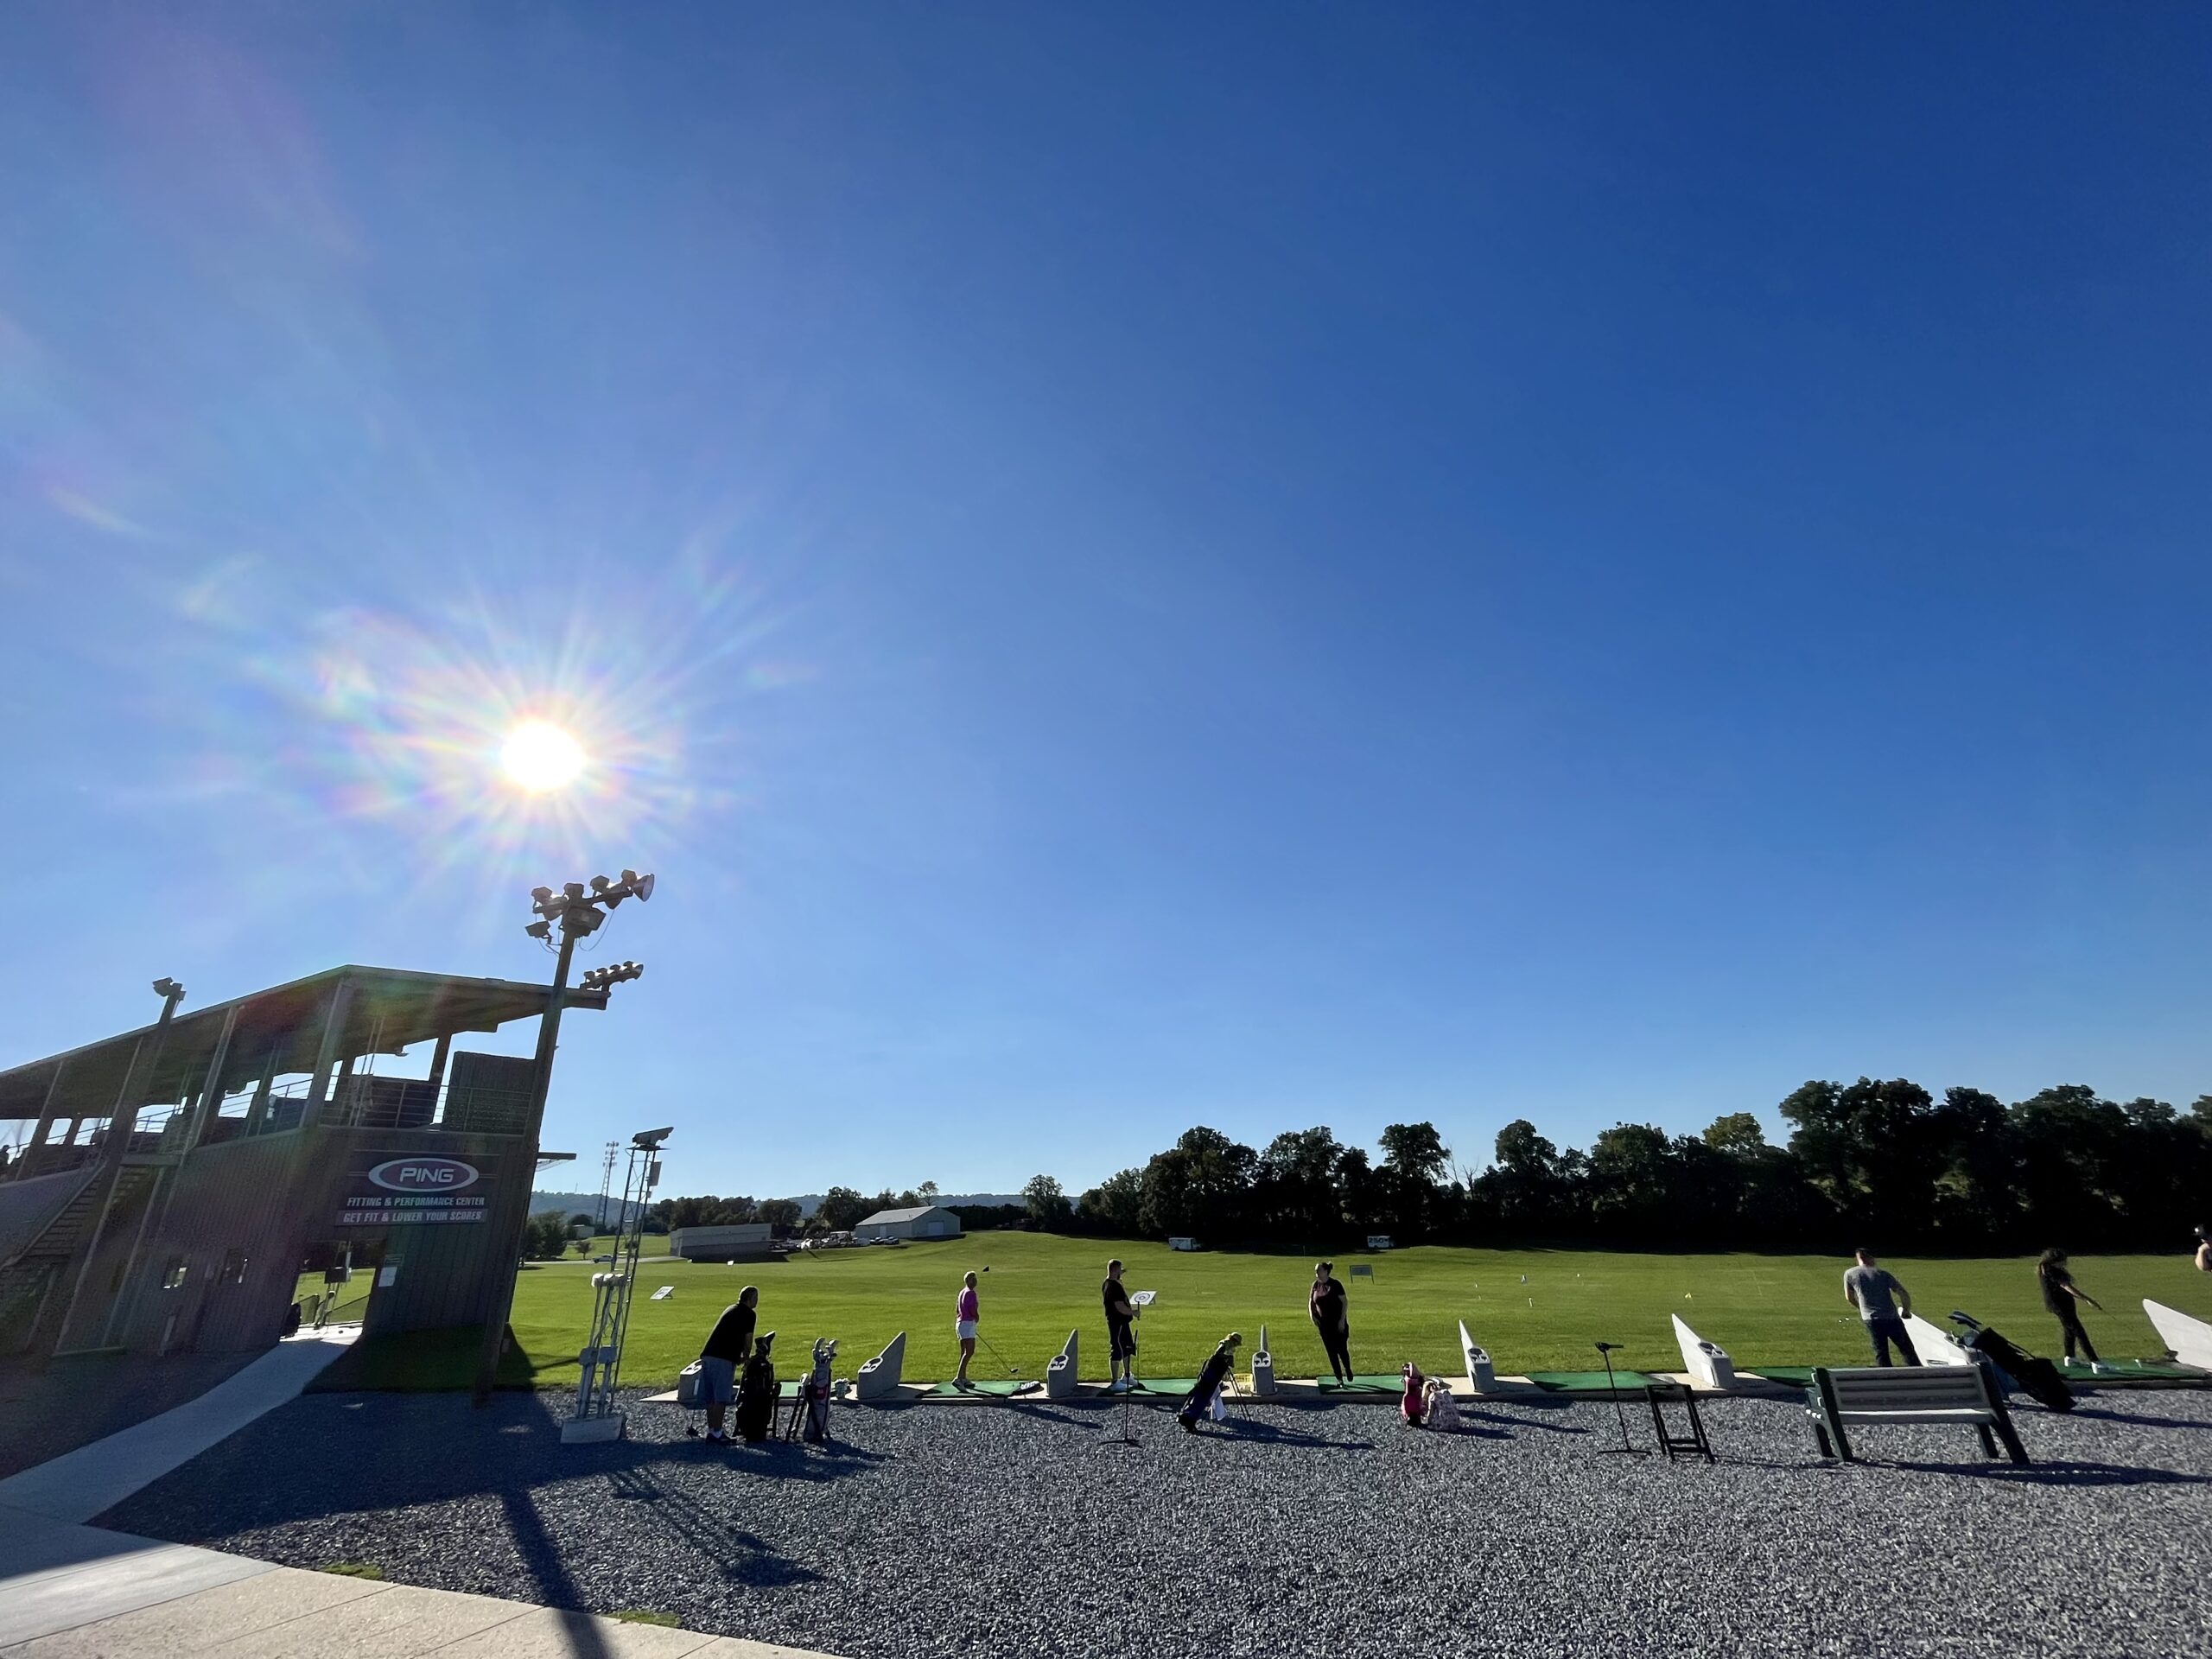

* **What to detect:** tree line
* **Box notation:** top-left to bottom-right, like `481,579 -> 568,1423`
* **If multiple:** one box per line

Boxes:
645,1080 -> 2212,1256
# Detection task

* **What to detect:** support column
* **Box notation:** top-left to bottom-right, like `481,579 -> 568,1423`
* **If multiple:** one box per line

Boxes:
426,1032 -> 454,1126
183,1007 -> 238,1154
305,977 -> 354,1112
24,1060 -> 69,1172
245,1049 -> 278,1137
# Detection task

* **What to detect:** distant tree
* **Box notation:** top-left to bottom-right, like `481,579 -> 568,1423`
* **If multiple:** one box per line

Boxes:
1378,1122 -> 1450,1186
1140,1127 -> 1256,1241
1701,1113 -> 1767,1157
572,1237 -> 592,1255
524,1212 -> 570,1261
816,1186 -> 869,1231
1023,1174 -> 1072,1230
1253,1127 -> 1344,1243
918,1180 -> 941,1205
758,1198 -> 803,1235
569,1212 -> 597,1231
1076,1169 -> 1145,1236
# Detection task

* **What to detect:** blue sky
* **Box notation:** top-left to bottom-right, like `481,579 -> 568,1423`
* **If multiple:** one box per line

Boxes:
3,5 -> 2209,1201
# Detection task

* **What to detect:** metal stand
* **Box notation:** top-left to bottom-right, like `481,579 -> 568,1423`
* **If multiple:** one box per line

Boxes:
1100,1294 -> 1158,1450
563,1128 -> 670,1444
1594,1342 -> 1648,1456
1646,1382 -> 1714,1463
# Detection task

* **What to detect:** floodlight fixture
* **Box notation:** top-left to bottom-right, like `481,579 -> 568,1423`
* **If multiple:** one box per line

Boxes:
632,1126 -> 673,1148
151,977 -> 185,1001
589,874 -> 612,892
580,959 -> 645,994
524,920 -> 552,941
531,886 -> 554,904
563,881 -> 587,900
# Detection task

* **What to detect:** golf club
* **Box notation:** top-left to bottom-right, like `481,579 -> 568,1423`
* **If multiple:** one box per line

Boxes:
974,1332 -> 1042,1395
1593,1341 -> 1648,1455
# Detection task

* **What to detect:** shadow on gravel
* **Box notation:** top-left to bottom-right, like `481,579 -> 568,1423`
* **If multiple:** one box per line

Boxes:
1895,1459 -> 2212,1488
1459,1408 -> 1591,1435
497,1487 -> 616,1659
995,1404 -> 1105,1430
606,1468 -> 822,1588
1224,1421 -> 1376,1451
2069,1407 -> 2212,1433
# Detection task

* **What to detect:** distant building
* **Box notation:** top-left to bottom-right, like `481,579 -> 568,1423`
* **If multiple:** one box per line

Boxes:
667,1223 -> 776,1262
854,1205 -> 962,1242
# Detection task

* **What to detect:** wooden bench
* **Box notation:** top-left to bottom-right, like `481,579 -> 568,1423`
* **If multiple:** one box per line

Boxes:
1806,1363 -> 2029,1465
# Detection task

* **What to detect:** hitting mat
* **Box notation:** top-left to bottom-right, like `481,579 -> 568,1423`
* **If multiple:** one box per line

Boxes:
1120,1378 -> 1201,1395
642,1382 -> 806,1404
925,1379 -> 1041,1396
1522,1370 -> 1657,1393
1315,1375 -> 1402,1392
1749,1367 -> 1818,1386
2055,1358 -> 2209,1382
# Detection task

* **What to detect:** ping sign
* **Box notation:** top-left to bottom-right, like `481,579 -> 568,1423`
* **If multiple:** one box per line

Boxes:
367,1157 -> 480,1193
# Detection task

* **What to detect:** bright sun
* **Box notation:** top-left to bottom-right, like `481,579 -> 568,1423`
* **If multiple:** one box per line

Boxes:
500,720 -> 587,792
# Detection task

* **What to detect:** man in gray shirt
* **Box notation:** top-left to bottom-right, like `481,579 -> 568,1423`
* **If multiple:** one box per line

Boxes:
1843,1248 -> 1919,1366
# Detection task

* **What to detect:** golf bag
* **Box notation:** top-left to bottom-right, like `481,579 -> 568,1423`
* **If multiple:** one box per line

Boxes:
735,1332 -> 779,1442
1179,1333 -> 1243,1432
1948,1312 -> 2075,1413
1421,1376 -> 1462,1433
784,1338 -> 836,1443
1401,1362 -> 1427,1427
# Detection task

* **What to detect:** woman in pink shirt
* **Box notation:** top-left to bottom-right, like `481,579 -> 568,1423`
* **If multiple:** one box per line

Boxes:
955,1270 -> 980,1389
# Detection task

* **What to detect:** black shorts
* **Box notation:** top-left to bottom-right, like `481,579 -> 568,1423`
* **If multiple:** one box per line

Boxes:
1108,1318 -> 1136,1360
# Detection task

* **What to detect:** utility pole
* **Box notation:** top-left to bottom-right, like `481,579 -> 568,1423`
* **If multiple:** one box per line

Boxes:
596,1140 -> 620,1230
472,873 -> 653,1407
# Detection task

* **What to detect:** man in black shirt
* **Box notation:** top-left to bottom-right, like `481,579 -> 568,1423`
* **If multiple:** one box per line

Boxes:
698,1286 -> 759,1443
1103,1259 -> 1136,1393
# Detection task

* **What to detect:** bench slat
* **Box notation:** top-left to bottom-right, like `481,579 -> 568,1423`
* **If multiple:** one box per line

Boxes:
1834,1408 -> 1993,1423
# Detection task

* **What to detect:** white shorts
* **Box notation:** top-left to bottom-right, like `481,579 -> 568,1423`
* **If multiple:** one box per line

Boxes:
956,1319 -> 978,1339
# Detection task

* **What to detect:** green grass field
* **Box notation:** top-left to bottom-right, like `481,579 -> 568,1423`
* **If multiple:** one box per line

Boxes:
317,1232 -> 2212,1393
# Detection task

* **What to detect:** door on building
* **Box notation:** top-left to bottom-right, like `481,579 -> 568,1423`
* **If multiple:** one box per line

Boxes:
294,1237 -> 387,1332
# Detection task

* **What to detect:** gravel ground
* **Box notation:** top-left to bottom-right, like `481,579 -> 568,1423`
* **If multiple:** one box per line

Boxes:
102,1385 -> 2212,1659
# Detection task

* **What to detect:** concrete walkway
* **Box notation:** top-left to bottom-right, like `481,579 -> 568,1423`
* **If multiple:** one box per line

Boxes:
0,1327 -> 362,1524
0,1329 -> 838,1657
0,1502 -> 825,1656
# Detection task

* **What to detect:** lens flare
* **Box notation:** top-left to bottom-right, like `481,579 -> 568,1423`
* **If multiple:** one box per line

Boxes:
500,720 -> 586,792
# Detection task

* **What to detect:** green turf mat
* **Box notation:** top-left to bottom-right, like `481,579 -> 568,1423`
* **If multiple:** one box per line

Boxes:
1524,1370 -> 1656,1393
1315,1375 -> 1402,1392
2055,1358 -> 2209,1382
1125,1377 -> 1200,1394
1750,1367 -> 1818,1385
925,1379 -> 1040,1395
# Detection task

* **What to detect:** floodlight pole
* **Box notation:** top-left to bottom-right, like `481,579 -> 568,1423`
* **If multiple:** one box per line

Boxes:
471,922 -> 579,1406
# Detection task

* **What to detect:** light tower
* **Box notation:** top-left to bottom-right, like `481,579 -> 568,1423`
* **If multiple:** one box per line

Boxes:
472,870 -> 656,1406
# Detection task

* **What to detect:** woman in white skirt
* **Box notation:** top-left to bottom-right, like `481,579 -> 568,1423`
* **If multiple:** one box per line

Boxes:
955,1270 -> 980,1388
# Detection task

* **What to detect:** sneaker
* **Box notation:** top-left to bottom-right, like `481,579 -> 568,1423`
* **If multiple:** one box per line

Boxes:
1109,1379 -> 1130,1394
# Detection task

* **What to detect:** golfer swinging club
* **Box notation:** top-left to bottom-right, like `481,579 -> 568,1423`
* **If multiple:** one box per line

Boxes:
1103,1257 -> 1138,1392
954,1270 -> 980,1389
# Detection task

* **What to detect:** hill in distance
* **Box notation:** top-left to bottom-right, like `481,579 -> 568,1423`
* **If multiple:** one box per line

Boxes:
529,1189 -> 1027,1220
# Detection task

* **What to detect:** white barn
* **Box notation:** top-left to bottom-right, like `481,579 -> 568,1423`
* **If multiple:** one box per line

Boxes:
854,1205 -> 963,1242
